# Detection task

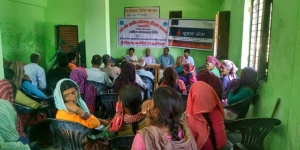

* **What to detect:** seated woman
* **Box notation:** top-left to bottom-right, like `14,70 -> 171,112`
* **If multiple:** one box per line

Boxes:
174,56 -> 187,75
54,79 -> 104,128
206,56 -> 221,78
132,86 -> 197,149
180,63 -> 197,86
108,85 -> 145,136
159,67 -> 187,94
113,63 -> 147,93
197,70 -> 223,100
186,81 -> 227,149
223,67 -> 258,120
220,60 -> 238,92
0,99 -> 30,149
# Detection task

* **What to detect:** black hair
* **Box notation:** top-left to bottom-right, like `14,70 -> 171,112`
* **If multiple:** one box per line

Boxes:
203,113 -> 217,150
4,68 -> 15,80
30,53 -> 40,63
152,86 -> 183,141
91,55 -> 102,65
163,67 -> 177,88
67,52 -> 77,62
121,61 -> 129,69
164,47 -> 169,51
60,80 -> 78,94
102,54 -> 111,65
184,49 -> 190,54
119,85 -> 142,134
129,47 -> 135,52
58,54 -> 69,67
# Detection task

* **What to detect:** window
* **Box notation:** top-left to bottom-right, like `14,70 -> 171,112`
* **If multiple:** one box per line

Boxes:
248,0 -> 273,81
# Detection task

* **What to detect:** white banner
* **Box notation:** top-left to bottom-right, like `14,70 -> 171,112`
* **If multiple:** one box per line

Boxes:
118,18 -> 169,48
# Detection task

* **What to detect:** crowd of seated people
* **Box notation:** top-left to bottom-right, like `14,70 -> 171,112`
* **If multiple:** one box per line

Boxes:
1,47 -> 263,149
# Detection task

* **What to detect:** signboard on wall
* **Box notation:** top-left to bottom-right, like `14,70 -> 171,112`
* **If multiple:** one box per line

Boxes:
124,6 -> 160,18
168,19 -> 215,51
117,18 -> 169,48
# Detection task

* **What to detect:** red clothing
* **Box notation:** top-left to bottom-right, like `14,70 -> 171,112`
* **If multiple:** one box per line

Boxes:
186,81 -> 226,149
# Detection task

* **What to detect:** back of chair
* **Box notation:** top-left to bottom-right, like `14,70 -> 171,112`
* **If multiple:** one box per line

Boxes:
109,135 -> 135,150
86,80 -> 110,95
98,93 -> 118,119
139,75 -> 154,92
181,94 -> 188,110
223,94 -> 259,119
47,118 -> 92,150
225,118 -> 281,149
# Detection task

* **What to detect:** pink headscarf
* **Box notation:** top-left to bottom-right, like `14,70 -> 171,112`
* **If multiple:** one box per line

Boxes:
206,56 -> 221,69
221,60 -> 238,80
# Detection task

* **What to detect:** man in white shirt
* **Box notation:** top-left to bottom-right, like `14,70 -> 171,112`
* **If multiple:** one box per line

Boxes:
85,55 -> 113,87
141,48 -> 156,65
184,49 -> 195,66
24,53 -> 47,89
124,47 -> 138,62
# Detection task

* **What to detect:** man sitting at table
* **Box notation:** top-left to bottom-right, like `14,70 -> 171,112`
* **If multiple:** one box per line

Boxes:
158,47 -> 174,79
136,59 -> 154,80
141,48 -> 156,65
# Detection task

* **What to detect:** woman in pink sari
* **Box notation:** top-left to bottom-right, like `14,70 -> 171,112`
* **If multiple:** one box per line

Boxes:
186,81 -> 227,149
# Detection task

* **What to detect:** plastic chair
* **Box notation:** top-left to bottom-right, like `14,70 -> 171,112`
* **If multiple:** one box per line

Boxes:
86,80 -> 111,95
181,94 -> 188,110
97,93 -> 118,119
139,75 -> 154,93
225,118 -> 281,150
46,118 -> 92,150
223,94 -> 259,120
109,135 -> 135,150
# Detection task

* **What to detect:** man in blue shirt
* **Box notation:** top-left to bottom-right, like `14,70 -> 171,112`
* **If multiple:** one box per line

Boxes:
184,49 -> 195,66
158,47 -> 174,79
158,47 -> 174,69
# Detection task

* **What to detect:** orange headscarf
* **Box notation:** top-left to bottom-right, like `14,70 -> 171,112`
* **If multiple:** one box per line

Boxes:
186,81 -> 224,148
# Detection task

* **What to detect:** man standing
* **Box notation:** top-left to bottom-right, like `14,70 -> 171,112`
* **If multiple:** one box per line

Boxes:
141,48 -> 156,65
85,55 -> 113,87
184,49 -> 195,66
24,53 -> 47,89
158,47 -> 174,78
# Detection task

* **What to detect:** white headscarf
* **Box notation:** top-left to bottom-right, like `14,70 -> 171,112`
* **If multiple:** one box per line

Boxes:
54,79 -> 90,113
221,60 -> 238,80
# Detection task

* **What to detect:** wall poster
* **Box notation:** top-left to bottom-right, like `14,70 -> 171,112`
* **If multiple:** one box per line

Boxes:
117,18 -> 169,48
124,6 -> 160,18
168,19 -> 215,51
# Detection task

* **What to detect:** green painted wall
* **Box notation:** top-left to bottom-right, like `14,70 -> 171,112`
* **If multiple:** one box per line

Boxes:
44,0 -> 85,70
0,27 -> 4,79
221,0 -> 300,149
109,0 -> 221,67
0,0 -> 46,66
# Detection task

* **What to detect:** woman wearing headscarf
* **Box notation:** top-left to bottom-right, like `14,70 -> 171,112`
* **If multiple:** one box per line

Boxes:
186,82 -> 227,149
223,67 -> 259,120
174,56 -> 187,75
197,70 -> 223,100
159,67 -> 187,94
0,79 -> 28,144
182,63 -> 197,85
220,60 -> 239,92
113,63 -> 140,93
206,56 -> 221,78
0,99 -> 30,150
54,79 -> 103,128
70,67 -> 97,114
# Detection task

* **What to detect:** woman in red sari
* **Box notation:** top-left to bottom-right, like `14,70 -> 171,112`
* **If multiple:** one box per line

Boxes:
186,81 -> 227,149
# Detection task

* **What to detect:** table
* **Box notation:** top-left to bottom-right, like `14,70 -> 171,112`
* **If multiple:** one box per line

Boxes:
131,62 -> 160,90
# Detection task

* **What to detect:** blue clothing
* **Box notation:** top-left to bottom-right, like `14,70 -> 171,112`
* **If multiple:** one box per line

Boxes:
21,80 -> 46,98
175,66 -> 184,74
136,70 -> 155,80
158,54 -> 174,67
227,87 -> 254,105
222,75 -> 231,92
24,63 -> 47,89
185,56 -> 195,66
